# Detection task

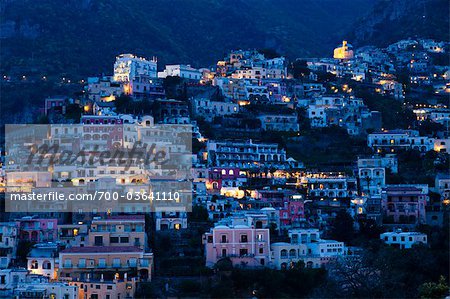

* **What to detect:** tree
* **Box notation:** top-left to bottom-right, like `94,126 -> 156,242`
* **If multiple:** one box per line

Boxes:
114,95 -> 132,113
189,205 -> 209,222
329,210 -> 354,243
258,48 -> 281,59
418,276 -> 449,298
290,60 -> 310,79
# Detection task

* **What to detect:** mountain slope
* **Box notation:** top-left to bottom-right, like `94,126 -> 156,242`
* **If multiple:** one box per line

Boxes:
0,0 -> 374,76
349,0 -> 449,48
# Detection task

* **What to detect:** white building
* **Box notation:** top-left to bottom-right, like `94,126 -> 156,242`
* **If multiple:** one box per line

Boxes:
271,228 -> 347,269
380,231 -> 427,249
0,223 -> 18,269
113,54 -> 158,82
155,210 -> 188,231
0,268 -> 28,298
367,130 -> 435,153
257,113 -> 299,132
206,139 -> 288,169
27,243 -> 59,280
13,281 -> 77,299
191,98 -> 239,121
158,64 -> 202,80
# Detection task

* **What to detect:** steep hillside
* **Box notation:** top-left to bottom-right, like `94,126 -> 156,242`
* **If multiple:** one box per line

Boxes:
349,0 -> 449,48
0,0 -> 374,77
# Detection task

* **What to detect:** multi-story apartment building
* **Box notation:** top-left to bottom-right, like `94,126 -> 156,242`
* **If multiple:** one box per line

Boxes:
0,268 -> 28,298
113,54 -> 157,82
27,243 -> 59,279
203,224 -> 271,268
367,130 -> 435,153
357,157 -> 386,197
16,217 -> 58,243
70,277 -> 136,299
81,115 -> 124,151
0,223 -> 18,269
88,215 -> 146,250
257,113 -> 299,132
271,228 -> 347,269
191,97 -> 239,122
381,186 -> 427,225
155,210 -> 188,231
158,64 -> 202,80
59,246 -> 153,282
206,139 -> 288,169
119,75 -> 165,101
58,223 -> 88,248
86,76 -> 122,101
434,173 -> 450,200
380,231 -> 427,249
302,174 -> 357,199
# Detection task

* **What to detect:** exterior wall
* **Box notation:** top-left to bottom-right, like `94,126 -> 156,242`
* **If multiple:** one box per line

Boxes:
155,211 -> 188,231
380,232 -> 427,249
59,248 -> 152,282
257,114 -> 299,132
206,140 -> 287,169
158,65 -> 202,80
16,219 -> 58,243
192,98 -> 239,121
27,256 -> 57,279
381,187 -> 427,225
113,54 -> 157,82
70,279 -> 136,299
204,226 -> 271,268
88,217 -> 146,249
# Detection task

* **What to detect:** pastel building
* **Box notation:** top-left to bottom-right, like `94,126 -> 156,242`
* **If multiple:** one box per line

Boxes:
27,243 -> 59,279
16,217 -> 58,243
271,228 -> 346,269
381,186 -> 427,225
70,278 -> 136,299
203,224 -> 271,268
380,231 -> 427,249
88,215 -> 146,250
59,246 -> 153,282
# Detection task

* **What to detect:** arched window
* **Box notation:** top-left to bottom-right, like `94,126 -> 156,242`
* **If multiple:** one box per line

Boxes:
280,249 -> 288,258
42,260 -> 52,270
289,249 -> 296,258
31,260 -> 39,269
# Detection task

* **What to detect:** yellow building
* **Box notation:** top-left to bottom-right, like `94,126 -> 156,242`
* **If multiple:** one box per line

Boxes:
334,41 -> 354,60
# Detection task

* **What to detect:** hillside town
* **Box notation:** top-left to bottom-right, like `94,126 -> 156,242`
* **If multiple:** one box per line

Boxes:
0,38 -> 449,298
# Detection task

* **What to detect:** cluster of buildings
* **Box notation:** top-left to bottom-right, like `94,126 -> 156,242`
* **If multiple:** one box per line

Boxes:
1,36 -> 449,297
0,215 -> 152,298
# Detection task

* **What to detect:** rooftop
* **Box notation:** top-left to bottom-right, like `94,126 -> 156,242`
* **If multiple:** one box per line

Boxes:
61,246 -> 142,254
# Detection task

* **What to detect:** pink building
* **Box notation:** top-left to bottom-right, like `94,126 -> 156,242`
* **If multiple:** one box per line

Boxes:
279,196 -> 305,229
16,217 -> 58,243
208,167 -> 244,191
381,186 -> 427,225
81,115 -> 123,150
203,224 -> 270,268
